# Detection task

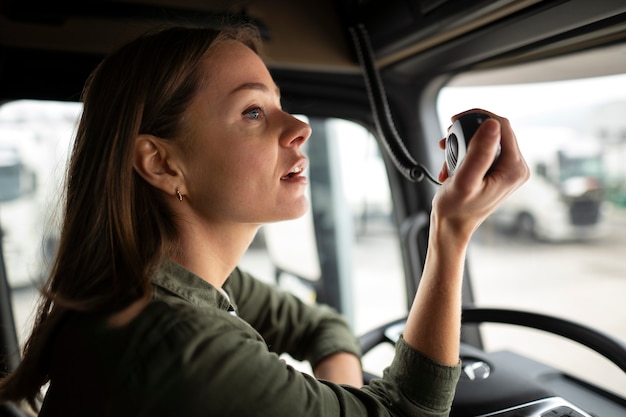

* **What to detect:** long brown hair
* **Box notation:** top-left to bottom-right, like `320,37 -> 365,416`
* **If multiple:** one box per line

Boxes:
0,25 -> 261,410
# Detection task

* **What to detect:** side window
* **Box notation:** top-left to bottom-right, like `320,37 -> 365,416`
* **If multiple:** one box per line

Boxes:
0,100 -> 81,344
438,71 -> 626,395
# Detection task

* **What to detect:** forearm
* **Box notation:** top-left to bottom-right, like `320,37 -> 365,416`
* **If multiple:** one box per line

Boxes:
403,215 -> 468,366
313,352 -> 363,387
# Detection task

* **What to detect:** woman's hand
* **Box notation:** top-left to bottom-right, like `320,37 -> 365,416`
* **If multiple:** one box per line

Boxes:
434,109 -> 530,247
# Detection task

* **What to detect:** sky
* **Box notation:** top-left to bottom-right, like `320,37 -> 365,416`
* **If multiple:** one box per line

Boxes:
437,73 -> 626,134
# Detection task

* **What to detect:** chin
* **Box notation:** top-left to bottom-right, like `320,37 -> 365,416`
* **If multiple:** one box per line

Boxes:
274,201 -> 310,222
280,209 -> 308,222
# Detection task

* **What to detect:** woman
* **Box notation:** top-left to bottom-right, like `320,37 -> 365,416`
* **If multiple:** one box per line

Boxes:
0,25 -> 528,416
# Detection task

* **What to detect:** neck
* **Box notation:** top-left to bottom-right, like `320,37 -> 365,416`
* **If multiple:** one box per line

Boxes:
172,220 -> 260,288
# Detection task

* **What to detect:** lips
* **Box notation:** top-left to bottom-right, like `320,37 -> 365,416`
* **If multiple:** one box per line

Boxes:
281,159 -> 307,180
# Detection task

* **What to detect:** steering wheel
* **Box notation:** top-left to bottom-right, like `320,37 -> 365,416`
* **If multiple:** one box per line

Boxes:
359,307 -> 626,416
359,307 -> 626,372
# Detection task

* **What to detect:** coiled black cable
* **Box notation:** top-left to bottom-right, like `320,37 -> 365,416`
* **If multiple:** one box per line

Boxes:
349,24 -> 441,186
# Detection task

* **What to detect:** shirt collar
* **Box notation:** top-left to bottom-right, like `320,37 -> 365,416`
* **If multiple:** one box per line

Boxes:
151,260 -> 235,313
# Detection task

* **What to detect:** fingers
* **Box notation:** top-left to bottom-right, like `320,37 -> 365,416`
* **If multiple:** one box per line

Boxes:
432,109 -> 531,248
438,137 -> 446,150
488,114 -> 529,185
446,109 -> 529,188
438,109 -> 529,202
435,109 -> 530,230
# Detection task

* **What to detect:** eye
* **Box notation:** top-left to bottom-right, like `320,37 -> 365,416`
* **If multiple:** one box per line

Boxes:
243,106 -> 264,120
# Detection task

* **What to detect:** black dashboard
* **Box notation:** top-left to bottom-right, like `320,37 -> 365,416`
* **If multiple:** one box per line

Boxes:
454,343 -> 626,417
361,313 -> 626,417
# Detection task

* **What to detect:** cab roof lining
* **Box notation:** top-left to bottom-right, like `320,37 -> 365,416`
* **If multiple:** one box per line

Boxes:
1,0 -> 626,102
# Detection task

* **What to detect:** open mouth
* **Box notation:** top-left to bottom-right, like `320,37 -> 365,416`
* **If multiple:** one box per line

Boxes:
281,166 -> 304,180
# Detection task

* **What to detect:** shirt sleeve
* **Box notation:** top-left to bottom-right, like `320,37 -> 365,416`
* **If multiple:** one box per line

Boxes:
224,267 -> 361,367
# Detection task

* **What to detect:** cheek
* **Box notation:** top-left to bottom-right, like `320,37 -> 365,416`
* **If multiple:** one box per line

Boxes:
231,142 -> 277,178
194,146 -> 269,198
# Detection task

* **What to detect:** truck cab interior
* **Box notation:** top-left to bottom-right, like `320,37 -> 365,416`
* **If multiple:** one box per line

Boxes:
1,0 -> 626,416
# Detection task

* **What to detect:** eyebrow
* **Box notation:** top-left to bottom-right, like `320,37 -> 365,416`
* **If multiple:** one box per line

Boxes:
229,82 -> 281,97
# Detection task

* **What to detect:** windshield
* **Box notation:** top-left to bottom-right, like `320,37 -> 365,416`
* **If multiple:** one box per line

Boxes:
438,69 -> 626,396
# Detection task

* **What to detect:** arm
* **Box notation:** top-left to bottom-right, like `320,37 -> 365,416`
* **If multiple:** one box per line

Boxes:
404,110 -> 529,365
313,352 -> 363,387
224,268 -> 362,382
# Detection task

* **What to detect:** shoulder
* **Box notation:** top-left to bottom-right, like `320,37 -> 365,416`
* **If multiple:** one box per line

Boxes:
128,299 -> 262,346
107,301 -> 268,404
73,300 -> 265,382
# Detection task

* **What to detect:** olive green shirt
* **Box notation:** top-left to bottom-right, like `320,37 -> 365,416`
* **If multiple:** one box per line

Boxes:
40,261 -> 460,416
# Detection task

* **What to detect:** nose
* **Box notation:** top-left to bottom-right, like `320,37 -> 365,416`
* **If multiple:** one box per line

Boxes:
280,113 -> 312,148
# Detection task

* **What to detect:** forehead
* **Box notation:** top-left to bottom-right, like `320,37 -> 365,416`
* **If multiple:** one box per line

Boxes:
201,40 -> 277,96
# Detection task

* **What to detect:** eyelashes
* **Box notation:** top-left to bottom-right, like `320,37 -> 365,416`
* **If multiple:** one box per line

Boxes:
242,103 -> 289,121
243,106 -> 264,120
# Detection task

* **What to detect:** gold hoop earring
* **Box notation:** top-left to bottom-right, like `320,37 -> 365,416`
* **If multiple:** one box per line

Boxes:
176,188 -> 183,202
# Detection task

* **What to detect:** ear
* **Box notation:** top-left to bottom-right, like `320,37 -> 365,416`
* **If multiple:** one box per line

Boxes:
133,134 -> 184,197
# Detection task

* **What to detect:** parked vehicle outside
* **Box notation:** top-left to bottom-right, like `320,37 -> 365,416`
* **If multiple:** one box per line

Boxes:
492,126 -> 608,241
